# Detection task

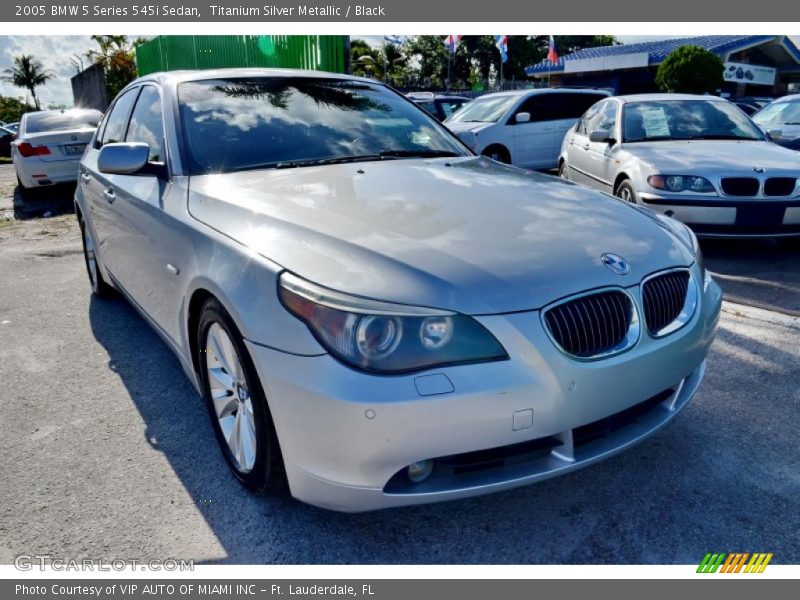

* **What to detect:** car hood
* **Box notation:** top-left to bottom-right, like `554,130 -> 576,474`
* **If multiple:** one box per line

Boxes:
188,157 -> 694,314
621,139 -> 800,172
445,121 -> 495,134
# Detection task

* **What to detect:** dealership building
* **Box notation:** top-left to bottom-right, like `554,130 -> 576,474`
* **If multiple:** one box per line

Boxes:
526,35 -> 800,97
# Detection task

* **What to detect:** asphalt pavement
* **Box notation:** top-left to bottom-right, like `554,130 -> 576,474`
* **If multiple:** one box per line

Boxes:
1,213 -> 798,564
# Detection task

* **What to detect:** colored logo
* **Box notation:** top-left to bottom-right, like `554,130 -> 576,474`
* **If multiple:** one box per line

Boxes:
601,253 -> 630,275
697,552 -> 773,573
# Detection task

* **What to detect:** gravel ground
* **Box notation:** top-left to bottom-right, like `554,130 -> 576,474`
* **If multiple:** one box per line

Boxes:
0,215 -> 798,565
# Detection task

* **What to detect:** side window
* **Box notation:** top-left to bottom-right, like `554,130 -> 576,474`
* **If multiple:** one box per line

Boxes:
440,101 -> 462,119
125,86 -> 166,163
98,88 -> 139,147
418,101 -> 437,116
598,101 -> 618,132
562,94 -> 609,120
516,95 -> 557,123
576,102 -> 603,136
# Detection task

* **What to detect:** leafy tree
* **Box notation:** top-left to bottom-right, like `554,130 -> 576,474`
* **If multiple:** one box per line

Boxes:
2,54 -> 54,110
350,39 -> 409,83
656,45 -> 724,94
86,35 -> 146,101
0,95 -> 35,123
350,38 -> 381,78
404,36 -> 471,89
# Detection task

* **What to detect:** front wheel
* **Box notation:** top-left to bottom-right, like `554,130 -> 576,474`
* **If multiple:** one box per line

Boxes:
558,162 -> 568,179
197,298 -> 285,492
481,146 -> 511,164
615,179 -> 637,204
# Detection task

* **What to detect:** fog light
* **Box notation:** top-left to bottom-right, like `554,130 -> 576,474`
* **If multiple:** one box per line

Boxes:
407,459 -> 434,483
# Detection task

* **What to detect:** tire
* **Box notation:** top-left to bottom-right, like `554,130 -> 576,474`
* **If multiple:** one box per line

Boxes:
16,176 -> 33,202
197,298 -> 285,492
615,179 -> 637,204
558,161 -> 568,179
482,145 -> 511,164
79,218 -> 114,297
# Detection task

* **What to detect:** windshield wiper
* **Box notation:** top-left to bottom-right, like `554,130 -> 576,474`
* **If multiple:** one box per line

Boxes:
685,134 -> 756,141
236,150 -> 462,172
377,149 -> 462,158
625,136 -> 684,142
274,155 -> 384,169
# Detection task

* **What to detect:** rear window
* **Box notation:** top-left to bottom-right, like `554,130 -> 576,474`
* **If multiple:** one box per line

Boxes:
25,110 -> 102,134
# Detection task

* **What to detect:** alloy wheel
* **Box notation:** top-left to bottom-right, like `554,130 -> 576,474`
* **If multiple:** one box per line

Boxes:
205,322 -> 257,473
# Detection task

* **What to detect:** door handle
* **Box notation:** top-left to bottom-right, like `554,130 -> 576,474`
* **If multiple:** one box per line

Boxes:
103,188 -> 116,203
80,172 -> 91,184
583,144 -> 590,150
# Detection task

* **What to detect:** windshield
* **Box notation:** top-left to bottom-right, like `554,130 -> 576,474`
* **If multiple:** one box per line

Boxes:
24,110 -> 102,134
753,100 -> 800,127
178,77 -> 469,174
621,99 -> 764,142
446,94 -> 518,124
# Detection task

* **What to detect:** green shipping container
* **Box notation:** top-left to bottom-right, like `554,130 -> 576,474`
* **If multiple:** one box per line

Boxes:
135,35 -> 348,76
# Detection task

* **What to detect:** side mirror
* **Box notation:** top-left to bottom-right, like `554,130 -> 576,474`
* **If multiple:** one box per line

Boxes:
457,131 -> 478,150
515,112 -> 531,124
589,128 -> 614,144
766,128 -> 782,140
98,142 -> 149,175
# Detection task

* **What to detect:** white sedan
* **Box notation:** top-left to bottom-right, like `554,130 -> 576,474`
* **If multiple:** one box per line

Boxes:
12,108 -> 102,198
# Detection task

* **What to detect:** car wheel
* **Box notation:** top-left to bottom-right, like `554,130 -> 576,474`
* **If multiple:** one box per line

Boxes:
558,162 -> 568,179
16,176 -> 33,202
482,146 -> 511,164
615,179 -> 637,204
197,298 -> 285,492
79,218 -> 114,297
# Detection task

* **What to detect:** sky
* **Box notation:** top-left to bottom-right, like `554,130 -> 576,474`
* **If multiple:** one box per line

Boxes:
0,35 -> 794,107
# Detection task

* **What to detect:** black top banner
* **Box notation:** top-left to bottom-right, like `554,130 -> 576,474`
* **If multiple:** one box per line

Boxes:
4,0 -> 800,21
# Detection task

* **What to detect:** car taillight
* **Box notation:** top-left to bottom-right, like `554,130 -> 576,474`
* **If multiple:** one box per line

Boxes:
17,143 -> 51,157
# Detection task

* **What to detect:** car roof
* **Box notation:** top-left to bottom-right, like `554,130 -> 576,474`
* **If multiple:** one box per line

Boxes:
615,93 -> 730,103
474,88 -> 611,101
769,94 -> 800,103
132,68 -> 379,87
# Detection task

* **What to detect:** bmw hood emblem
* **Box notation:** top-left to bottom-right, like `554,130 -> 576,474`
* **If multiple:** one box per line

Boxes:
601,253 -> 630,275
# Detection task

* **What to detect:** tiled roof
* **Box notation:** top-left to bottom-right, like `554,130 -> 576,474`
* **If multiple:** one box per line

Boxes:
526,35 -> 795,75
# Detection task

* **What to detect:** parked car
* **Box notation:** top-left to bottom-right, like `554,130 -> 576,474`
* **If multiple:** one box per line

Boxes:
0,125 -> 16,157
0,120 -> 19,134
559,93 -> 800,238
12,108 -> 103,198
444,88 -> 610,169
752,94 -> 800,151
76,70 -> 721,512
407,92 -> 471,121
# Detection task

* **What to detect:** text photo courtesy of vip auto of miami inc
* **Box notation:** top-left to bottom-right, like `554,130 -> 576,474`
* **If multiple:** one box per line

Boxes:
0,28 -> 798,577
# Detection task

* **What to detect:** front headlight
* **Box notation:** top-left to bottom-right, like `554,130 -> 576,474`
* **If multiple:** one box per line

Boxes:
648,175 -> 715,193
278,272 -> 508,374
655,214 -> 705,280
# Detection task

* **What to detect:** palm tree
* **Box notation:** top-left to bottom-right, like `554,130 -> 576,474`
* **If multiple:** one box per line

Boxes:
2,54 -> 54,110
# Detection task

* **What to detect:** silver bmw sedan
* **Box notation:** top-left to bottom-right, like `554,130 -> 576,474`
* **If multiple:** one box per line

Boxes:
559,93 -> 800,238
76,70 -> 722,512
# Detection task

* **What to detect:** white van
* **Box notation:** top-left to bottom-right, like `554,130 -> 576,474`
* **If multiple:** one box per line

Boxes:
445,88 -> 610,170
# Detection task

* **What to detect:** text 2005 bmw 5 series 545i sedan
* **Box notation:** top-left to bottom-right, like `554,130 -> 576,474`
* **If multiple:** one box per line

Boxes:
75,69 -> 722,512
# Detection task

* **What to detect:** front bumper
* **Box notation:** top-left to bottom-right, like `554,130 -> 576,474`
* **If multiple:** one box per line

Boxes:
246,273 -> 722,512
639,192 -> 800,237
